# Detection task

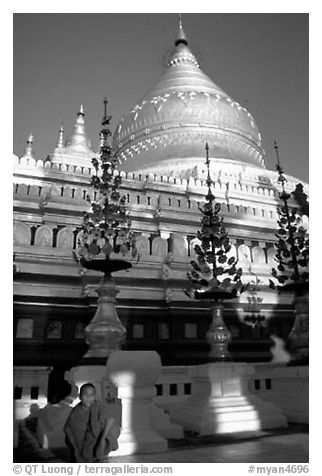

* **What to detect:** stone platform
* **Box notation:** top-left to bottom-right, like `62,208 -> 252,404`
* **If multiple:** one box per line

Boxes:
13,424 -> 308,463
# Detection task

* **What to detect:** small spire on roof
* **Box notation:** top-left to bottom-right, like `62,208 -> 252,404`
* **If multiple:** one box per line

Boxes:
22,133 -> 35,159
56,125 -> 64,149
175,13 -> 188,46
64,104 -> 92,153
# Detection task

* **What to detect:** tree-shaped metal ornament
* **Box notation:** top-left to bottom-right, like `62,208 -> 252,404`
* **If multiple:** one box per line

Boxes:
185,143 -> 248,361
74,98 -> 137,361
270,142 -> 309,364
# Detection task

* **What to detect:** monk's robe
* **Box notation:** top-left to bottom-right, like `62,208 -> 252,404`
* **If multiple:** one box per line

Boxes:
64,400 -> 120,462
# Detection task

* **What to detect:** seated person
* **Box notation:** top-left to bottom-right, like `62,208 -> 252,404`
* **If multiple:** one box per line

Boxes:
64,383 -> 120,462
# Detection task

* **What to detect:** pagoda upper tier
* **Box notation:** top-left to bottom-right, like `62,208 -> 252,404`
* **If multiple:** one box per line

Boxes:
113,22 -> 266,177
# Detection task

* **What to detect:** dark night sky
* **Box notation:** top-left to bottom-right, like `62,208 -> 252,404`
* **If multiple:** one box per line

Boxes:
13,13 -> 309,182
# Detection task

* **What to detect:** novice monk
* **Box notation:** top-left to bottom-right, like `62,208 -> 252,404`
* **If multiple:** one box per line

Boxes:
64,383 -> 119,463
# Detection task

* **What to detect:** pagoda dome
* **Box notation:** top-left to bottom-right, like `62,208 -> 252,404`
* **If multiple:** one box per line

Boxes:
113,23 -> 266,175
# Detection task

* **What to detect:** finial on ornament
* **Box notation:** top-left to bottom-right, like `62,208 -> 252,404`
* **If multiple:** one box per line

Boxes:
274,140 -> 287,188
274,140 -> 281,168
205,143 -> 214,201
103,96 -> 108,119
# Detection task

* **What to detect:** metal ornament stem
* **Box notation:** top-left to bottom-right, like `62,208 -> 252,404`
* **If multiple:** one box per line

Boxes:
84,272 -> 126,359
288,291 -> 309,364
206,301 -> 232,361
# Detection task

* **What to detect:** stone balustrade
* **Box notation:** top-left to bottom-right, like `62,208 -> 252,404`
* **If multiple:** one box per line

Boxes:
13,179 -> 281,218
13,366 -> 52,421
13,362 -> 308,439
154,363 -> 308,425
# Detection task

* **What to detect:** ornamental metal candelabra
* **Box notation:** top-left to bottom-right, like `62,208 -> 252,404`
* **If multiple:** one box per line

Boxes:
75,98 -> 137,360
270,142 -> 309,364
185,143 -> 248,361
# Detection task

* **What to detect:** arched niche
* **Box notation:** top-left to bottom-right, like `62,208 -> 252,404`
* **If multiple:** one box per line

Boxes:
266,247 -> 276,265
17,184 -> 28,196
151,237 -> 167,257
252,246 -> 266,264
74,188 -> 83,200
56,227 -> 74,249
238,244 -> 252,263
171,234 -> 188,258
13,221 -> 31,246
34,225 -> 53,247
76,230 -> 86,249
136,235 -> 150,258
189,237 -> 201,259
29,185 -> 40,197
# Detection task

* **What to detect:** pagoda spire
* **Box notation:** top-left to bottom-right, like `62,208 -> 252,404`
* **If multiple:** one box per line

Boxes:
64,104 -> 92,153
168,14 -> 199,68
21,133 -> 35,159
56,124 -> 64,150
175,13 -> 188,46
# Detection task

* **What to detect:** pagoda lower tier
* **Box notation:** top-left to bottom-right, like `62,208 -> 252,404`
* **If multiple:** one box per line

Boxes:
13,156 -> 305,401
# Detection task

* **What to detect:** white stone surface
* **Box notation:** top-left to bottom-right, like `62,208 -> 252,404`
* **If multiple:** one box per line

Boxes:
107,351 -> 168,455
168,362 -> 287,435
14,366 -> 52,421
150,403 -> 184,439
252,363 -> 308,424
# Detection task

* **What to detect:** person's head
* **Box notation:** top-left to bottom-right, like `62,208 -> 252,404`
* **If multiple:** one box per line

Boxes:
79,383 -> 96,407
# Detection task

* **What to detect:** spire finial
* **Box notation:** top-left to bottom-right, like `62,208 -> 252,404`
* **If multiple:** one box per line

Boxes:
79,104 -> 84,115
175,13 -> 188,46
